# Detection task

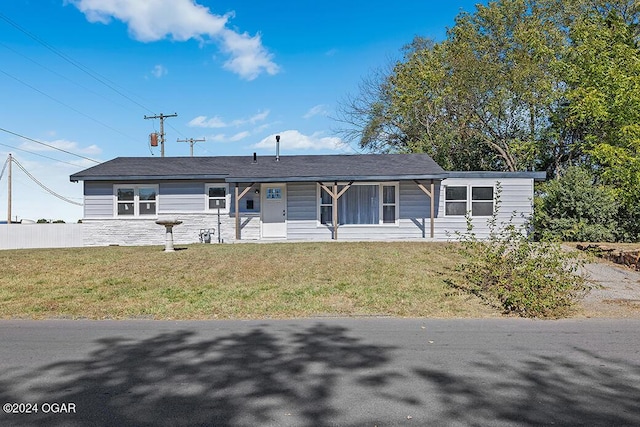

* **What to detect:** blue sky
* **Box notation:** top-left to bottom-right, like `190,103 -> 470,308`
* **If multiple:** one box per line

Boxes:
0,0 -> 485,222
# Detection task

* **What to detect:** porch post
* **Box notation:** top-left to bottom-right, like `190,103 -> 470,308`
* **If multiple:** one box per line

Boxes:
235,184 -> 240,240
430,179 -> 435,239
414,179 -> 436,239
332,181 -> 338,240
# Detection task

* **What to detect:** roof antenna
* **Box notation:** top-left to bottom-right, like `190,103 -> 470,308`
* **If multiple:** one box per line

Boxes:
275,135 -> 280,162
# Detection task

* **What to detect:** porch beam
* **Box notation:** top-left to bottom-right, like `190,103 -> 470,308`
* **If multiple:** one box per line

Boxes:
234,183 -> 255,240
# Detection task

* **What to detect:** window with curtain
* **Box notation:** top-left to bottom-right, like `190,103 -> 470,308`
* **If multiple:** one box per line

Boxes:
338,184 -> 379,225
318,183 -> 398,225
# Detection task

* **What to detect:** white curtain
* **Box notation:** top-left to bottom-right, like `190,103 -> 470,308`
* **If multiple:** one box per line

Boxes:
338,185 -> 379,225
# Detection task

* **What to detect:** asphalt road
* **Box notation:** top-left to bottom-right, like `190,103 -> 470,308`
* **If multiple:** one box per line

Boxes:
0,318 -> 639,427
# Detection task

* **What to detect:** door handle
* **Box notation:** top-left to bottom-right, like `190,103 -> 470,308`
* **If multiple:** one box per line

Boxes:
282,209 -> 286,216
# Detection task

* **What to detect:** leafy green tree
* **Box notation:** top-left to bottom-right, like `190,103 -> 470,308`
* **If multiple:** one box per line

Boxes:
562,10 -> 640,240
338,0 -> 566,172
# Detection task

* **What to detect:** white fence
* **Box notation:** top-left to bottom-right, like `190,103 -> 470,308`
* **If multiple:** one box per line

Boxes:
0,224 -> 84,250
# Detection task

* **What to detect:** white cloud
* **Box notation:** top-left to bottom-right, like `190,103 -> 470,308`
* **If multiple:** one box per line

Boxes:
18,139 -> 102,156
188,115 -> 227,129
248,110 -> 270,124
229,131 -> 250,142
66,0 -> 279,80
151,64 -> 168,78
303,105 -> 329,119
220,29 -> 279,80
253,130 -> 349,152
188,110 -> 270,129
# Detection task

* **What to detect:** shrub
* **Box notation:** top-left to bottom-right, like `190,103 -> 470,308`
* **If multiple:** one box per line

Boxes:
454,185 -> 589,318
534,166 -> 618,242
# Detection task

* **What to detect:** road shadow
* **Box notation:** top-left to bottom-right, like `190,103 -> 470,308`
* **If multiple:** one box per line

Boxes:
0,323 -> 395,427
414,346 -> 640,426
1,322 -> 639,426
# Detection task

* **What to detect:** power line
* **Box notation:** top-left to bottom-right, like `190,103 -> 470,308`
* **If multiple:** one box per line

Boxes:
0,41 -> 133,112
10,156 -> 83,206
0,141 -> 80,166
0,68 -> 143,146
0,127 -> 100,163
0,12 -> 155,114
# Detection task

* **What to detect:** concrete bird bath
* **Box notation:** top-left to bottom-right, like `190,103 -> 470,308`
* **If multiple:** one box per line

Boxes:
155,218 -> 183,252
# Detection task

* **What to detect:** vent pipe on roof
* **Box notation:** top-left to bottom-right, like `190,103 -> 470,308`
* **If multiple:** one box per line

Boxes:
253,152 -> 257,163
275,135 -> 280,162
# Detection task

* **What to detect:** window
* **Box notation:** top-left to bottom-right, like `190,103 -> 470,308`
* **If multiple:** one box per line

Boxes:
320,186 -> 333,225
382,185 -> 396,223
445,185 -> 494,217
115,185 -> 157,217
445,186 -> 467,216
318,183 -> 398,225
206,184 -> 229,211
472,187 -> 494,216
266,187 -> 282,199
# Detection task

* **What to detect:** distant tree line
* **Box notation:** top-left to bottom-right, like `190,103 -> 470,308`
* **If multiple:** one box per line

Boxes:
337,0 -> 640,241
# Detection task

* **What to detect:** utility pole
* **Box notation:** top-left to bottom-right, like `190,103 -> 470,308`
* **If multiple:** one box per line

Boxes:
177,138 -> 205,157
144,113 -> 177,157
7,153 -> 11,224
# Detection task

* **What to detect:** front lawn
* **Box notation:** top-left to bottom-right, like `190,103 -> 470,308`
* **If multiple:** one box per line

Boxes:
0,242 -> 498,319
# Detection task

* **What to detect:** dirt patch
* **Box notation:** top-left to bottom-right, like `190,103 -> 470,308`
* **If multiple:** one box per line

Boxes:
577,243 -> 640,270
577,259 -> 640,318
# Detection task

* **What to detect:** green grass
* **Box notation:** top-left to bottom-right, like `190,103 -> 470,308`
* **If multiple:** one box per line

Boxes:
0,242 -> 499,319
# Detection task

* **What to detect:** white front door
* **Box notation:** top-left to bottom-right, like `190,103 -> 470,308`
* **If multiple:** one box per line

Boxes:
261,184 -> 287,238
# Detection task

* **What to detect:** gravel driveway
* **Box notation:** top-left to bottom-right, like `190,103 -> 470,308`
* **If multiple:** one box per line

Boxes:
579,260 -> 640,318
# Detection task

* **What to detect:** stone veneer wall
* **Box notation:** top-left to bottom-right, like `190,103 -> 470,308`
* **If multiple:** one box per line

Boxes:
81,213 -> 260,246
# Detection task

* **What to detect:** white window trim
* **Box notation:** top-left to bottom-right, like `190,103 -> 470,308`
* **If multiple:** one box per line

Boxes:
113,184 -> 159,218
444,185 -> 495,217
316,182 -> 399,226
205,183 -> 230,213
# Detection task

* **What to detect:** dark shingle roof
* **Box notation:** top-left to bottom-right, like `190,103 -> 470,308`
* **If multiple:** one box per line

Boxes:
70,154 -> 448,182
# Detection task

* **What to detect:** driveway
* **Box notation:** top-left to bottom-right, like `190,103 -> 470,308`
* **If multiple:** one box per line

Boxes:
579,260 -> 640,318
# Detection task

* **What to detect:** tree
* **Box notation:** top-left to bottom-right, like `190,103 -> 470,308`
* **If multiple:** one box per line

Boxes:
562,9 -> 640,240
337,0 -> 565,172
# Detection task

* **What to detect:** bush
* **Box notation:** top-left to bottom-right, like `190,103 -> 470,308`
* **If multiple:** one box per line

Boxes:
534,166 -> 618,242
454,185 -> 589,318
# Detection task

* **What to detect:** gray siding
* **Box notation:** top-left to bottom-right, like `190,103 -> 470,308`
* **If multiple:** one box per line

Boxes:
287,182 -> 332,240
159,182 -> 205,212
435,178 -> 534,240
84,182 -> 114,218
